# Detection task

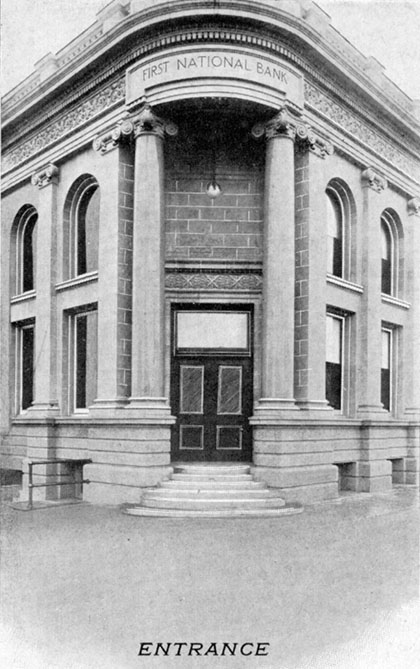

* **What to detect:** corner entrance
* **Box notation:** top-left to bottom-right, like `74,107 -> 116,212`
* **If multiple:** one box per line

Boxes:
171,306 -> 253,462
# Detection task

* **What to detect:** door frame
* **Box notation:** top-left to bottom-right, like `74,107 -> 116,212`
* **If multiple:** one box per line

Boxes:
170,303 -> 254,462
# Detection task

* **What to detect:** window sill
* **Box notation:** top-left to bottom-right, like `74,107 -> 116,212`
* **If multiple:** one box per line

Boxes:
56,271 -> 98,292
326,275 -> 363,294
381,294 -> 410,310
10,290 -> 36,304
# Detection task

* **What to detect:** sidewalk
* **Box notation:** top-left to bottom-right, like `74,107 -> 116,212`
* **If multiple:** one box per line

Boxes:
1,487 -> 419,669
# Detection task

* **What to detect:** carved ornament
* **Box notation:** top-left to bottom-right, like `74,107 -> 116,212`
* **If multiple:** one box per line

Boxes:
165,271 -> 262,291
132,105 -> 178,139
31,163 -> 59,188
93,119 -> 135,154
361,167 -> 387,193
252,107 -> 333,158
408,197 -> 420,216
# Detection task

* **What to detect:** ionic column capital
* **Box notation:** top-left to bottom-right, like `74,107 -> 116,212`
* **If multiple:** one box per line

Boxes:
252,108 -> 333,158
93,119 -> 135,154
31,163 -> 59,188
132,105 -> 178,140
408,197 -> 420,216
361,167 -> 388,192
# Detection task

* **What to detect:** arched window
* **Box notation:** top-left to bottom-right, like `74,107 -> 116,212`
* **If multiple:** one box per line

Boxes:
326,190 -> 343,277
325,181 -> 356,281
64,175 -> 100,278
380,210 -> 402,297
14,206 -> 38,295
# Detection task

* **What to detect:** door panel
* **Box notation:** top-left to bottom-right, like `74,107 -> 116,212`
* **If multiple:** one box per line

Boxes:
171,356 -> 253,462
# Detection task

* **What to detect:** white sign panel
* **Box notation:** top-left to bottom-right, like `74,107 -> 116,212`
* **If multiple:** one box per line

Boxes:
126,46 -> 303,108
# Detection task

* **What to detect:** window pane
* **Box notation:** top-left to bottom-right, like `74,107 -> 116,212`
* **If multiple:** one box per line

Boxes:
177,312 -> 248,350
180,366 -> 203,413
22,214 -> 37,292
75,312 -> 97,409
381,221 -> 392,294
218,366 -> 242,414
326,316 -> 342,364
21,326 -> 34,410
77,186 -> 99,275
326,362 -> 342,410
326,193 -> 342,277
381,330 -> 390,370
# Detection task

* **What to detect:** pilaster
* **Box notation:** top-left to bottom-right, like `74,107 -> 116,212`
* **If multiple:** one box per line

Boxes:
293,126 -> 334,412
91,120 -> 135,415
404,197 -> 420,419
28,163 -> 60,417
357,167 -> 388,417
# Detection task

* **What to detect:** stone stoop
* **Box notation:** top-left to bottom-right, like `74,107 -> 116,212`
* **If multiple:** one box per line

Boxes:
123,464 -> 303,517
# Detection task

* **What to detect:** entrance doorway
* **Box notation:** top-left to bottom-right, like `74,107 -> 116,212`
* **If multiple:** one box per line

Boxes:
171,306 -> 253,462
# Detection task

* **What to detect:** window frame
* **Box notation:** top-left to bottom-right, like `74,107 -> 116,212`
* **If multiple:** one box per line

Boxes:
67,176 -> 100,280
67,308 -> 98,414
326,188 -> 344,279
380,212 -> 397,297
325,312 -> 345,412
15,208 -> 38,296
381,325 -> 394,413
15,320 -> 35,414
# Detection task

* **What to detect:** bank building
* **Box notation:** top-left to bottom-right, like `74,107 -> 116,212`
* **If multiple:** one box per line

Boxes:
1,0 -> 420,513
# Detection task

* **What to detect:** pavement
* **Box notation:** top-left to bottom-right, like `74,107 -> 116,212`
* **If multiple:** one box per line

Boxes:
0,487 -> 419,669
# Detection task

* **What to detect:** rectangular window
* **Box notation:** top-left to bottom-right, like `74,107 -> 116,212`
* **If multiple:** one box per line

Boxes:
176,311 -> 249,352
326,314 -> 343,410
70,310 -> 98,411
16,322 -> 35,412
381,328 -> 392,411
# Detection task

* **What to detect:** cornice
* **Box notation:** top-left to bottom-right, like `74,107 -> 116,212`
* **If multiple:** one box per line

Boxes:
2,21 -> 419,184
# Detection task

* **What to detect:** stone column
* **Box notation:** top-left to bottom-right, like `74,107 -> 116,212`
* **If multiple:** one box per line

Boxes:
357,168 -> 388,417
251,108 -> 300,420
91,121 -> 135,414
294,131 -> 334,412
29,164 -> 60,417
127,106 -> 177,421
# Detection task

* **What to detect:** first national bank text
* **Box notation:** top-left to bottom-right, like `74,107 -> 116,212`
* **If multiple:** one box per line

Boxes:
138,642 -> 270,657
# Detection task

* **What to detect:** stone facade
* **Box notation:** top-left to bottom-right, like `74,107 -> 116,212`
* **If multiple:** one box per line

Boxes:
1,0 -> 419,505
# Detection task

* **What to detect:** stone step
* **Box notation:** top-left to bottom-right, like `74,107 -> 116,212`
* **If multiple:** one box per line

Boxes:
147,488 -> 277,499
124,505 -> 303,518
161,479 -> 265,490
141,496 -> 286,510
171,473 -> 253,482
173,464 -> 251,475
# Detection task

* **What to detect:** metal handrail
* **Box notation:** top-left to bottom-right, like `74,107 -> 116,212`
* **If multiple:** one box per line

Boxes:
27,458 -> 91,509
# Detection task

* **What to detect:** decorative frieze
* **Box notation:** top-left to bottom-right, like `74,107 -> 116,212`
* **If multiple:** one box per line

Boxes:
408,197 -> 420,216
165,270 -> 262,291
31,163 -> 59,188
305,81 -> 419,179
361,167 -> 387,193
2,78 -> 125,173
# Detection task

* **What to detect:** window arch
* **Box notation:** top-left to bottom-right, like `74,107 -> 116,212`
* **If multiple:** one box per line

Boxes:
380,209 -> 403,297
325,180 -> 356,281
64,175 -> 100,278
12,205 -> 38,295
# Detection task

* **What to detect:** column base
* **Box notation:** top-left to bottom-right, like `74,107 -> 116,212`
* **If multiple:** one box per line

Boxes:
89,398 -> 130,417
357,404 -> 389,419
250,398 -> 300,423
26,402 -> 60,419
295,399 -> 334,412
125,397 -> 176,423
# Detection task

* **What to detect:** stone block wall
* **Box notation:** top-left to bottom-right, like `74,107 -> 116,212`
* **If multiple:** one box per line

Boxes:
164,114 -> 264,262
